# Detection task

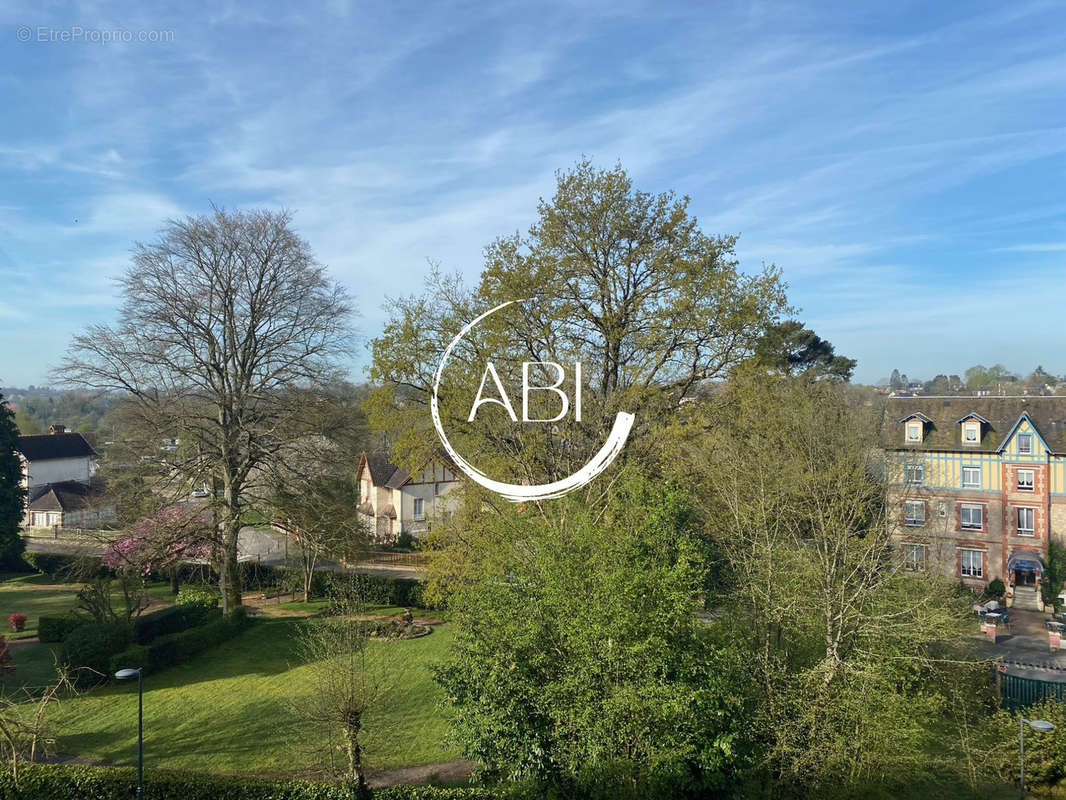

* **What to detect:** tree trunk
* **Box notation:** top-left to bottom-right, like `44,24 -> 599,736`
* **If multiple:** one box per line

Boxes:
219,512 -> 242,615
169,565 -> 180,595
345,720 -> 365,790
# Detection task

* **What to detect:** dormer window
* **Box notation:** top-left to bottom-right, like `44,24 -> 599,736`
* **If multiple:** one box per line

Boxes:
898,413 -> 931,443
906,422 -> 922,442
1017,433 -> 1033,454
954,413 -> 989,446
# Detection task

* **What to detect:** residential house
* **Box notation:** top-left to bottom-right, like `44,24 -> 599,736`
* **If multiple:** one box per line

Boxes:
15,424 -> 115,529
356,451 -> 460,542
881,397 -> 1066,610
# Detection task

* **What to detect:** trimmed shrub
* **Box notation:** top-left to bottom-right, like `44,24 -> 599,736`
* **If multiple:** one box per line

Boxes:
175,585 -> 220,608
133,603 -> 218,644
61,621 -> 132,682
22,551 -> 106,581
112,608 -> 250,676
0,763 -> 511,799
38,615 -> 86,643
7,612 -> 27,632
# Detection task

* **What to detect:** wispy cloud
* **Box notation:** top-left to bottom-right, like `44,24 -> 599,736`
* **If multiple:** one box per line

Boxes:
1,0 -> 1064,384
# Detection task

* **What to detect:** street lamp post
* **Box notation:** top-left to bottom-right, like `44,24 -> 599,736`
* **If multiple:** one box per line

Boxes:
115,667 -> 144,800
1019,717 -> 1055,799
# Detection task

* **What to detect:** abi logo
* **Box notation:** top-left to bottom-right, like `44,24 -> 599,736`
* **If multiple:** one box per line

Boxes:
432,300 -> 634,502
468,361 -> 582,423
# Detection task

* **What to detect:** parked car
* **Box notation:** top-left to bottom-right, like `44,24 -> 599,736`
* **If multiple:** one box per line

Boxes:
191,487 -> 209,498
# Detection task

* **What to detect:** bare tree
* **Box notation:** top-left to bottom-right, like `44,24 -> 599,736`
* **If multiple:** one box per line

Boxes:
58,208 -> 354,614
0,661 -> 77,786
294,599 -> 394,789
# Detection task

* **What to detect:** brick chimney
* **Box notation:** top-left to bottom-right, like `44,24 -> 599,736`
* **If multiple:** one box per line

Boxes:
49,424 -> 66,435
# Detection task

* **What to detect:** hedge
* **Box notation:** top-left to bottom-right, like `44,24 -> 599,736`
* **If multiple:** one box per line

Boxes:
0,764 -> 508,800
133,603 -> 218,644
110,607 -> 250,676
38,615 -> 86,643
61,621 -> 133,682
238,566 -> 433,609
21,551 -> 106,581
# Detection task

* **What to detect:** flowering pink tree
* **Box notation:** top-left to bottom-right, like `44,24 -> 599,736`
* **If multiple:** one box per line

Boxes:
104,506 -> 214,593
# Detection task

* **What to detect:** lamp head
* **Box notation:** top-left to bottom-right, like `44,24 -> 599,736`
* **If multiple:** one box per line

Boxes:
1027,720 -> 1055,732
115,668 -> 141,680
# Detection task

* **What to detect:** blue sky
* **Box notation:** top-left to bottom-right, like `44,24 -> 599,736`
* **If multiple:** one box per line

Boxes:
1,0 -> 1065,387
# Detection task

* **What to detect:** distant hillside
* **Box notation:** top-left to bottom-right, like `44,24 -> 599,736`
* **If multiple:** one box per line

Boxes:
1,387 -> 118,437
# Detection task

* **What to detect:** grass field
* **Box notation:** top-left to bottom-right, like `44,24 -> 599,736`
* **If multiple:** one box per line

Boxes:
0,573 -> 178,641
37,617 -> 456,775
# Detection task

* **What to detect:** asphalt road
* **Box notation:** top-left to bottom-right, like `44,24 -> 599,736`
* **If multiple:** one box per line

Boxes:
23,526 -> 423,580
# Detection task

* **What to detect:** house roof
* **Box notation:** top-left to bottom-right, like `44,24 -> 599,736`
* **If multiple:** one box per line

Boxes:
16,432 -> 98,461
880,397 -> 1066,453
358,452 -> 411,489
26,481 -> 95,512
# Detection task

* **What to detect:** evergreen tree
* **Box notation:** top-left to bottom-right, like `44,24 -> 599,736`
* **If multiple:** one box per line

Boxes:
0,394 -> 26,569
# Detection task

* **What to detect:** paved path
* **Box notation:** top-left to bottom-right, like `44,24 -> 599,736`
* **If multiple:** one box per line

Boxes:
975,608 -> 1066,677
23,527 -> 424,580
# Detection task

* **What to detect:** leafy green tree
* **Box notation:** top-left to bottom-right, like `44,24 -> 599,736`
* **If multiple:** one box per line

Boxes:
1040,540 -> 1066,609
753,320 -> 856,380
965,364 -> 1016,389
368,160 -> 788,475
430,470 -> 743,792
667,373 -> 988,795
0,394 -> 26,569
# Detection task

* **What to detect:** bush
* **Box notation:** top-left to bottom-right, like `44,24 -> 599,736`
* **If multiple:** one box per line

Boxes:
61,621 -> 132,682
0,763 -> 511,799
175,585 -> 220,609
22,551 -> 106,581
984,577 -> 1007,601
111,608 -> 250,676
7,612 -> 27,632
984,698 -> 1066,789
133,603 -> 218,644
38,615 -> 86,643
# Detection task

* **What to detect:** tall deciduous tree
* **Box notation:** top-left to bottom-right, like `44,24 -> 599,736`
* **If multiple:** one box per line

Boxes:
59,209 -> 354,614
0,394 -> 26,569
667,373 -> 986,794
368,160 -> 788,475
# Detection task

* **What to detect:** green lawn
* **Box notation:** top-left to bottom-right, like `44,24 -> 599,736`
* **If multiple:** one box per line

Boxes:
0,574 -> 88,640
0,574 -> 177,642
41,617 -> 456,775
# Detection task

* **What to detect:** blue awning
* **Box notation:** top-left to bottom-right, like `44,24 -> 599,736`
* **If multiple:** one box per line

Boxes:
1007,552 -> 1044,571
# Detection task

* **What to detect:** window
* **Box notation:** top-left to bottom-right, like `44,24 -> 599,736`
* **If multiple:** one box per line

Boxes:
904,501 -> 925,526
960,549 -> 984,578
47,513 -> 60,527
906,421 -> 922,442
1017,469 -> 1035,492
960,504 -> 983,530
961,466 -> 981,489
434,482 -> 441,497
903,544 -> 926,571
1017,507 -> 1035,536
413,497 -> 424,520
937,500 -> 948,517
904,464 -> 924,486
963,422 -> 979,443
1018,433 -> 1033,454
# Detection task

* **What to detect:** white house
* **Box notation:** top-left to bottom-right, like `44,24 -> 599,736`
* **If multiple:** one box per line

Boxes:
356,451 -> 461,542
16,425 -> 98,488
15,425 -> 115,529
